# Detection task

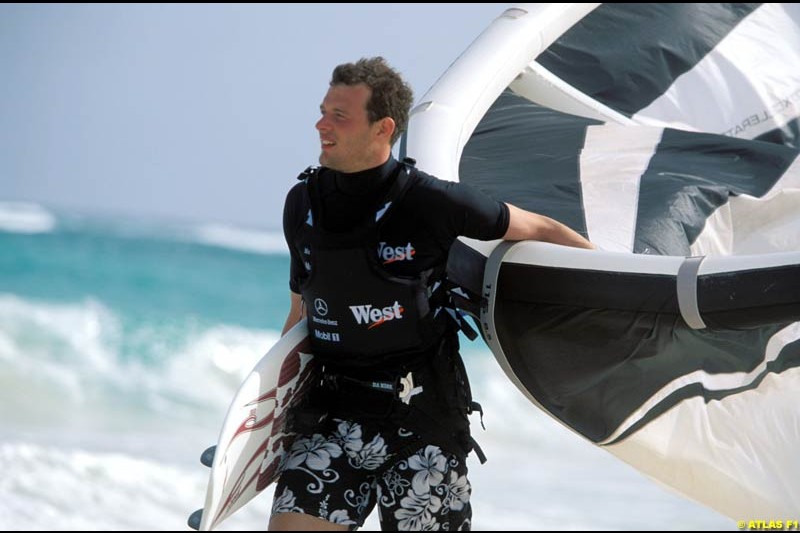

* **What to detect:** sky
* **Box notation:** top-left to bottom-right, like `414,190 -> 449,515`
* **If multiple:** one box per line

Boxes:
0,3 -> 511,230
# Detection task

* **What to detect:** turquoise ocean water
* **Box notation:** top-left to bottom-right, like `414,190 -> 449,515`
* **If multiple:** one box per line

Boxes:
0,203 -> 733,530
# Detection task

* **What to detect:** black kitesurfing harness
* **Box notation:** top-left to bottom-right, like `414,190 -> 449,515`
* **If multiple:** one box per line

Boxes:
290,159 -> 486,463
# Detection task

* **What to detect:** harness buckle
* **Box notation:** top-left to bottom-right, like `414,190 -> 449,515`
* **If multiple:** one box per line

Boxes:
297,165 -> 319,181
322,373 -> 340,391
397,371 -> 423,405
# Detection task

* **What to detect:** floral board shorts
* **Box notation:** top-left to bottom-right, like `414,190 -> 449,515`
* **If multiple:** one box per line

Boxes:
271,417 -> 472,531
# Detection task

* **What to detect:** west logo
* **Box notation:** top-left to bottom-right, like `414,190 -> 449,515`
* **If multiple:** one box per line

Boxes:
378,242 -> 415,264
349,301 -> 405,329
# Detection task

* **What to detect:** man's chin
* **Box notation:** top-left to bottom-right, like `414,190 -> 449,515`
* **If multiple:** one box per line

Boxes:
319,154 -> 345,172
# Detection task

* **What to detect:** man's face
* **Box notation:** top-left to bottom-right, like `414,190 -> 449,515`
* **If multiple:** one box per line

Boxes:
316,83 -> 387,173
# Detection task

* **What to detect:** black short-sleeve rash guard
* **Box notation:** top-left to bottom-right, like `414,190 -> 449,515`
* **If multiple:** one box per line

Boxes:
283,158 -> 509,294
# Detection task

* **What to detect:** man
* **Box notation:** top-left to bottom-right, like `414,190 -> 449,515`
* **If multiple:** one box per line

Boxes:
271,57 -> 594,531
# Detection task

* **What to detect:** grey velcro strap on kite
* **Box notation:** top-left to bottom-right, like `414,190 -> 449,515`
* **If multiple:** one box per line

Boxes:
479,240 -> 553,415
480,241 -> 523,346
478,240 -> 609,439
677,255 -> 707,330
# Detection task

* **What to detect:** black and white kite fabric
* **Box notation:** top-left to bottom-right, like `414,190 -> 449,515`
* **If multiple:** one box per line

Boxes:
404,3 -> 800,520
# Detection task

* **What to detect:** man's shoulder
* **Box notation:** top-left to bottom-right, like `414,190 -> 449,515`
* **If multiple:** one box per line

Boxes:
285,166 -> 315,209
404,163 -> 444,187
286,180 -> 307,201
405,166 -> 458,200
288,163 -> 326,194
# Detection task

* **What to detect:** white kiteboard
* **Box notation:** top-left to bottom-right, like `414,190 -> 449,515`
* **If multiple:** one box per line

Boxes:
189,321 -> 316,531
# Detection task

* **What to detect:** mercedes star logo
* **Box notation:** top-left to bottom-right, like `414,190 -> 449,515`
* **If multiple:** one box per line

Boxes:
314,298 -> 328,316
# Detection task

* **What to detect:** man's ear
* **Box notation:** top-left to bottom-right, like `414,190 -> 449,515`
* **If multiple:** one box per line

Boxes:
377,117 -> 396,141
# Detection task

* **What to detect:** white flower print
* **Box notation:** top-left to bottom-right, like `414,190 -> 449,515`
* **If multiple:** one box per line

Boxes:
442,469 -> 471,512
328,509 -> 357,526
407,445 -> 448,495
379,468 -> 409,509
285,433 -> 342,471
395,490 -> 442,531
271,486 -> 300,514
318,494 -> 329,519
333,419 -> 364,455
344,480 -> 373,518
397,427 -> 414,438
348,433 -> 388,470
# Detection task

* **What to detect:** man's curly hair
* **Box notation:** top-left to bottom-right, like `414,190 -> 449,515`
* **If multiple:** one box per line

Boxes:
331,57 -> 414,146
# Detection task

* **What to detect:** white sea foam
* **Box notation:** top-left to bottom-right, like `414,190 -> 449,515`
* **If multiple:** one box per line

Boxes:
158,324 -> 282,418
0,294 -> 280,430
0,441 -> 272,531
193,223 -> 288,255
0,404 -> 734,531
0,295 -> 120,410
0,202 -> 56,234
0,294 -> 733,530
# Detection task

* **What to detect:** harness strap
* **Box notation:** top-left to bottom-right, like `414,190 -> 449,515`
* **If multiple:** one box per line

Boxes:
323,372 -> 423,405
374,162 -> 415,227
443,307 -> 479,340
304,161 -> 416,231
389,398 -> 487,464
320,364 -> 487,464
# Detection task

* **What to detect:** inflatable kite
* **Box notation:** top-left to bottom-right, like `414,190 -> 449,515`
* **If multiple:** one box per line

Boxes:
403,3 -> 800,519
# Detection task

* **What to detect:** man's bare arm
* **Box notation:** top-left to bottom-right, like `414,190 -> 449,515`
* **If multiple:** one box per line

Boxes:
503,203 -> 595,249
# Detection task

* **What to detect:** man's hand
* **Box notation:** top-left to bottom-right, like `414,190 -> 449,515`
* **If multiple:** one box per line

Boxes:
282,292 -> 306,335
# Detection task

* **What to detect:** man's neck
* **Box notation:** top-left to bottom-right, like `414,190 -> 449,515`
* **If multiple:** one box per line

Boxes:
334,156 -> 398,195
